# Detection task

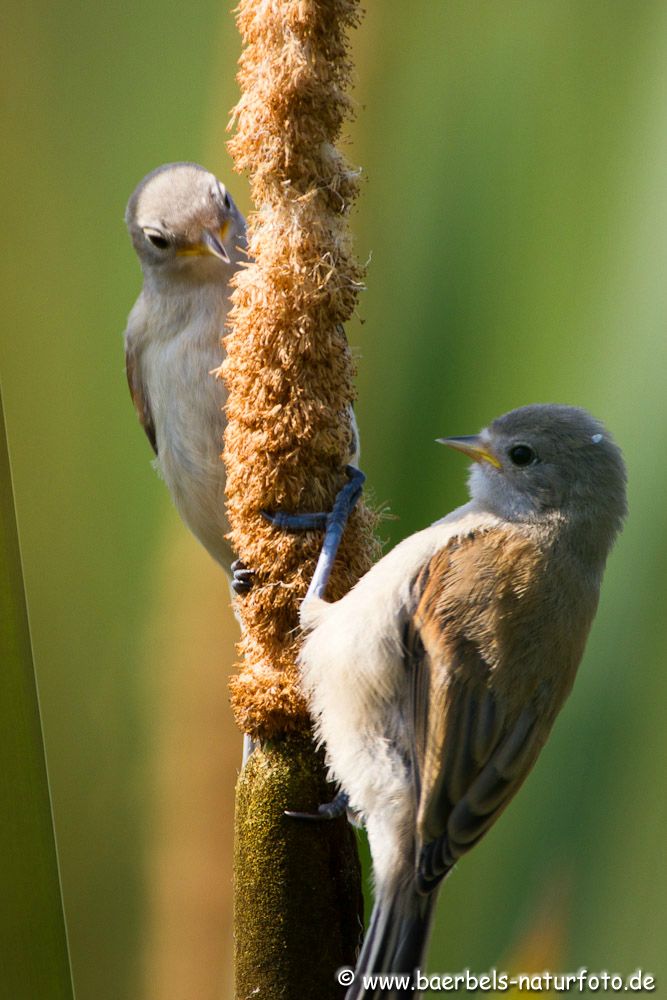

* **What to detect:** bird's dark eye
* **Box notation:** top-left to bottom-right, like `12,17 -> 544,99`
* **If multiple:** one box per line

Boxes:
508,444 -> 536,467
214,181 -> 231,210
143,228 -> 170,250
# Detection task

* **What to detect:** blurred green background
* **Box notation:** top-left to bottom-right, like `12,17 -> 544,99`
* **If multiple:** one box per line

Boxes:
2,1 -> 666,997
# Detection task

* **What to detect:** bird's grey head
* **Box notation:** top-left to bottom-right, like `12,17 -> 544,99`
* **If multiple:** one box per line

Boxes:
441,404 -> 627,553
125,162 -> 245,286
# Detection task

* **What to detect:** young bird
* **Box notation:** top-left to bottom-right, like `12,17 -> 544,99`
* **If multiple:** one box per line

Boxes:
124,165 -> 362,594
297,404 -> 627,999
124,162 -> 246,577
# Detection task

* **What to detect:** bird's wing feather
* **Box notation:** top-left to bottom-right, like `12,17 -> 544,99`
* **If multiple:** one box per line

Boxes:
126,343 -> 157,455
405,530 -> 548,893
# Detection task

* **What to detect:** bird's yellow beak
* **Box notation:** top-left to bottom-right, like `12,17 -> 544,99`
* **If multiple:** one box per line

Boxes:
436,435 -> 502,469
177,224 -> 231,262
203,224 -> 231,261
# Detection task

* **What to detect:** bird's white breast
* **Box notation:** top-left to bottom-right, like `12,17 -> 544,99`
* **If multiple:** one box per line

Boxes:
298,503 -> 501,837
137,286 -> 233,569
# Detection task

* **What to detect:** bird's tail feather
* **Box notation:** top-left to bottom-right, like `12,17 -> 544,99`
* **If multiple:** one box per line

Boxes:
345,886 -> 436,999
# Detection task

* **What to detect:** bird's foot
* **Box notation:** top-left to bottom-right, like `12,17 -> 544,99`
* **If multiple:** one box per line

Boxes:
261,511 -> 328,531
285,790 -> 349,822
262,465 -> 365,600
231,558 -> 255,595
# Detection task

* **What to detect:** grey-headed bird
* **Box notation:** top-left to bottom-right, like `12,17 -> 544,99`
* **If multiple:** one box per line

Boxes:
297,404 -> 627,999
124,162 -> 246,577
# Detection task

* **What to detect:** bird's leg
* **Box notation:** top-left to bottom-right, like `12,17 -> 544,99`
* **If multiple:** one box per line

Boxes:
262,465 -> 365,600
271,466 -> 364,823
285,790 -> 349,822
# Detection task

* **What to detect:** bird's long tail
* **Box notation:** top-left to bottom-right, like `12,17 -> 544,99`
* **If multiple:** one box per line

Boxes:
345,885 -> 437,1000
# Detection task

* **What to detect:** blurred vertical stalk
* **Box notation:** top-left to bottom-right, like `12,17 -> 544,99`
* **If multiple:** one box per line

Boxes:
222,0 -> 378,996
0,387 -> 74,1000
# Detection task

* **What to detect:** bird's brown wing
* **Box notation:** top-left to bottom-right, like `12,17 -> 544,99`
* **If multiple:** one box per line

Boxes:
405,531 -> 550,893
126,344 -> 157,455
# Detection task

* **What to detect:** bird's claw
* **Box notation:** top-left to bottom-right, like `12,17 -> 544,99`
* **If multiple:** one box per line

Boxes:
285,790 -> 349,822
231,558 -> 255,595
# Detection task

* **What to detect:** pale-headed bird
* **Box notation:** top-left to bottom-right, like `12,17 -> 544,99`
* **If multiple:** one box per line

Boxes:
296,404 -> 627,998
124,162 -> 246,577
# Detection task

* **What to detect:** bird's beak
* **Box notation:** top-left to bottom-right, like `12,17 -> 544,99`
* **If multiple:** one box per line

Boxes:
436,435 -> 502,469
201,226 -> 231,262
